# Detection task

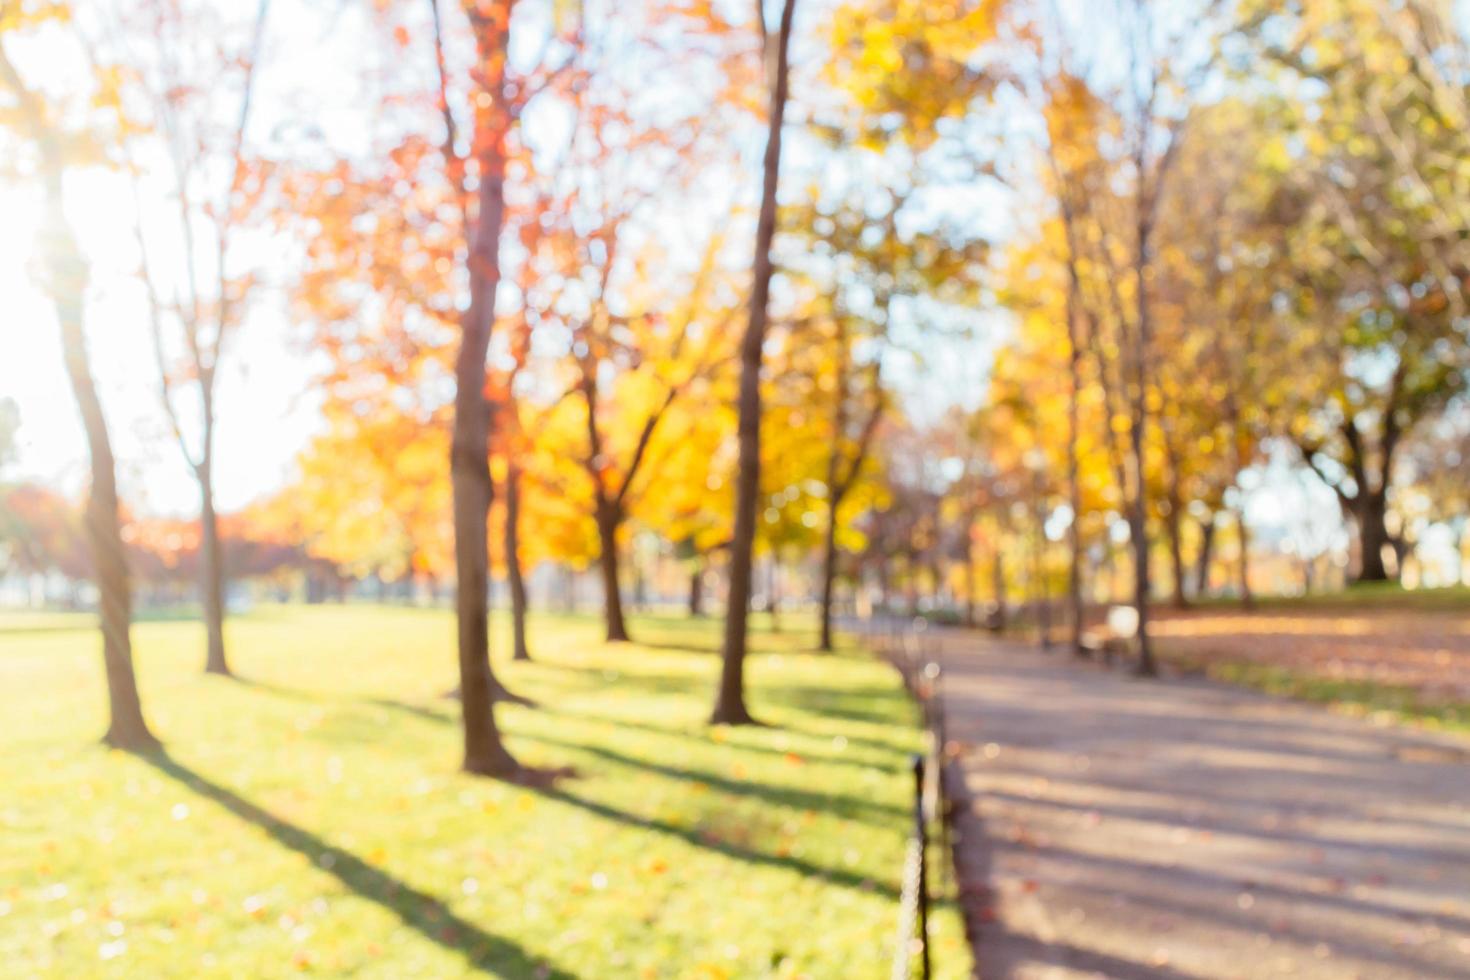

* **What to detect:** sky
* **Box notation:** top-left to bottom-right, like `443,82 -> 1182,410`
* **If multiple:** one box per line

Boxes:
1,181 -> 320,515
0,1 -> 371,515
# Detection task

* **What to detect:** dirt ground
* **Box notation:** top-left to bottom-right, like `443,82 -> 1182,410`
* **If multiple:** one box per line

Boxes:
934,635 -> 1470,980
1147,606 -> 1470,702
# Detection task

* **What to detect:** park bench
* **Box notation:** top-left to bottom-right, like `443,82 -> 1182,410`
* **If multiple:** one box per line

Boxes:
1079,605 -> 1139,664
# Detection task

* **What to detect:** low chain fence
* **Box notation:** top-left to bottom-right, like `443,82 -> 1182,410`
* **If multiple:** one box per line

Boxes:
850,616 -> 955,980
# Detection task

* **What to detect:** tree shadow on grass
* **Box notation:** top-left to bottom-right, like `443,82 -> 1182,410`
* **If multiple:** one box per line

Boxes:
233,676 -> 328,703
535,783 -> 902,902
527,662 -> 705,698
135,750 -> 577,979
348,702 -> 915,901
360,698 -> 912,827
367,696 -> 456,724
536,706 -> 911,770
629,635 -> 825,657
621,616 -> 820,656
623,640 -> 722,655
761,684 -> 916,729
367,696 -> 915,773
514,732 -> 907,823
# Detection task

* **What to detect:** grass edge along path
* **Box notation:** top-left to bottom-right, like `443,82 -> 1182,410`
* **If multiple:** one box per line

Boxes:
1162,651 -> 1470,736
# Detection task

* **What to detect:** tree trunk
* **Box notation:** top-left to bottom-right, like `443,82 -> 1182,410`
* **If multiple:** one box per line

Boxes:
448,15 -> 519,777
505,463 -> 530,662
46,190 -> 159,752
1032,473 -> 1051,649
1127,479 -> 1155,674
81,403 -> 158,751
817,336 -> 854,653
964,519 -> 977,629
633,553 -> 647,614
1235,504 -> 1254,608
1064,270 -> 1086,655
1058,186 -> 1093,655
1165,491 -> 1187,611
595,503 -> 630,642
818,490 -> 840,651
451,347 -> 517,780
1194,513 -> 1216,599
1354,491 -> 1393,583
768,555 -> 782,633
688,557 -> 704,617
927,550 -> 943,612
1392,535 -> 1410,581
712,0 -> 797,726
991,547 -> 1007,630
905,554 -> 920,618
1126,436 -> 1153,674
5,39 -> 160,751
1452,522 -> 1466,587
1129,249 -> 1156,676
199,465 -> 231,675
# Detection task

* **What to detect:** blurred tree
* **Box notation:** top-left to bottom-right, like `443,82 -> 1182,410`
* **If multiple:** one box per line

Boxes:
1248,18 -> 1469,581
492,334 -> 535,663
1150,98 -> 1283,607
1101,0 -> 1220,674
1400,414 -> 1470,584
284,116 -> 462,592
713,0 -> 798,726
521,103 -> 732,642
0,7 -> 157,749
439,0 -> 518,774
109,0 -> 275,677
1039,68 -> 1097,649
632,362 -> 739,618
428,0 -> 578,776
279,404 -> 452,585
825,0 -> 1007,151
0,484 -> 87,585
782,182 -> 983,647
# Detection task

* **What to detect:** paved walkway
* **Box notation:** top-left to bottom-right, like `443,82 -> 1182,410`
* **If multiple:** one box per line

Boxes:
933,635 -> 1470,980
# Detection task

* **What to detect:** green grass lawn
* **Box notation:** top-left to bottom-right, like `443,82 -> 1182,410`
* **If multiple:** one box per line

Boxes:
0,604 -> 968,979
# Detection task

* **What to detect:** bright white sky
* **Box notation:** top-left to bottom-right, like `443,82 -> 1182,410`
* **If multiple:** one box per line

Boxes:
0,1 -> 374,515
1,180 -> 320,515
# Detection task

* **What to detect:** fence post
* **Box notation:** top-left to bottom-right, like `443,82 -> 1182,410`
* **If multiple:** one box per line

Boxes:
914,753 -> 931,980
890,619 -> 953,980
924,660 -> 951,897
891,752 -> 931,980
